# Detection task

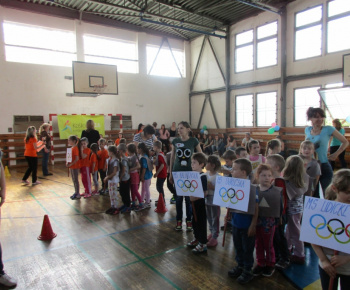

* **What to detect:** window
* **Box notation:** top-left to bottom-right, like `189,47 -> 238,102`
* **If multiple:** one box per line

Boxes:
236,94 -> 253,126
327,0 -> 350,53
146,45 -> 185,78
294,87 -> 321,126
323,83 -> 348,125
257,22 -> 277,68
257,92 -> 277,126
235,30 -> 253,73
3,22 -> 76,67
295,6 -> 322,60
84,35 -> 138,74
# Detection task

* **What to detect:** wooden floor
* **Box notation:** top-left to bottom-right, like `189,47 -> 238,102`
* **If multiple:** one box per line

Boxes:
0,164 -> 297,290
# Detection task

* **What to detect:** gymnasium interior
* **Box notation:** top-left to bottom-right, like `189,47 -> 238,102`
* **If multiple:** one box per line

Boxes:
0,0 -> 349,289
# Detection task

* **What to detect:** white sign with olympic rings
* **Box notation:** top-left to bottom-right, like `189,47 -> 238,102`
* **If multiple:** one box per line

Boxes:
300,196 -> 350,254
172,171 -> 204,197
212,176 -> 251,211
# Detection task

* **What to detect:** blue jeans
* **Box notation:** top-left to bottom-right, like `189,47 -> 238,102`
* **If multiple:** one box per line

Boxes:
41,149 -> 50,175
176,193 -> 192,222
232,225 -> 255,271
314,162 -> 333,198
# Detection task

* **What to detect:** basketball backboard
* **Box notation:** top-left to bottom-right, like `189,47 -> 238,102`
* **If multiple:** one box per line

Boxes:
72,61 -> 118,95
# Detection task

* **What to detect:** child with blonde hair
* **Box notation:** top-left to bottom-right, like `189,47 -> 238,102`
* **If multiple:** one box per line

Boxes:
313,169 -> 350,290
299,140 -> 321,197
284,155 -> 309,265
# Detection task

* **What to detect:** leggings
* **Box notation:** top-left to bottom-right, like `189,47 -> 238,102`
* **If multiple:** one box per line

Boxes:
92,171 -> 98,188
120,180 -> 131,207
80,166 -> 91,194
156,177 -> 166,200
98,169 -> 107,190
70,168 -> 80,195
22,156 -> 38,183
141,179 -> 151,204
108,181 -> 122,208
130,172 -> 142,203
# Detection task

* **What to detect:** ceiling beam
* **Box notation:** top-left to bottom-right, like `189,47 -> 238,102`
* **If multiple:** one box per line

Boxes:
154,0 -> 228,24
0,0 -> 184,40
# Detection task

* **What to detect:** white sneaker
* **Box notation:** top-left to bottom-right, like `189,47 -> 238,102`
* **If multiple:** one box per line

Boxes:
0,273 -> 17,287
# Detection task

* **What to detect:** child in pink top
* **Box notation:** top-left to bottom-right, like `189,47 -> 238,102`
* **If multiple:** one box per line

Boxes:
248,140 -> 266,182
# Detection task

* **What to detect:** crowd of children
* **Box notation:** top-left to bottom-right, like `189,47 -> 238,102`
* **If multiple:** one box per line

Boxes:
18,123 -> 349,289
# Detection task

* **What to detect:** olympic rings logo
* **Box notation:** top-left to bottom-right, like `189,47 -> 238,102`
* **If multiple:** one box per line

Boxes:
219,187 -> 244,204
310,214 -> 350,244
177,179 -> 198,193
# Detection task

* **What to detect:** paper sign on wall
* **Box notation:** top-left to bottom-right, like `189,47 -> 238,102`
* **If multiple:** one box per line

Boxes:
213,176 -> 251,211
172,171 -> 204,198
300,196 -> 350,254
66,148 -> 72,164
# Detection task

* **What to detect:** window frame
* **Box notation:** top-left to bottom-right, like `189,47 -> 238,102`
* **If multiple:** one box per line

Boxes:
256,21 -> 278,69
293,85 -> 322,127
83,34 -> 138,74
235,93 -> 254,127
326,0 -> 350,55
294,4 -> 323,61
3,21 -> 77,67
234,29 -> 254,73
256,91 -> 278,127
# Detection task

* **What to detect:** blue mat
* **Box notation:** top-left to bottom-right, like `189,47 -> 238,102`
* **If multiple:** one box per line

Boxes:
281,245 -> 320,289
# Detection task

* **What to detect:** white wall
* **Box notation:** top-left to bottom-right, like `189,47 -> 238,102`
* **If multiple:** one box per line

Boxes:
0,7 -> 191,134
189,0 -> 350,128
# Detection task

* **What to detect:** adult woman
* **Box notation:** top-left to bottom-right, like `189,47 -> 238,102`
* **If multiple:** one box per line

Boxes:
329,119 -> 347,169
169,121 -> 202,231
305,108 -> 348,194
115,132 -> 123,146
81,120 -> 100,148
158,124 -> 170,152
226,135 -> 237,151
169,122 -> 177,143
133,124 -> 156,150
39,123 -> 52,176
203,135 -> 213,155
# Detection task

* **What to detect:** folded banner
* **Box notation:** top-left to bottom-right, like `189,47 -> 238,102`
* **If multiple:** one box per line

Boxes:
57,115 -> 105,139
300,196 -> 350,254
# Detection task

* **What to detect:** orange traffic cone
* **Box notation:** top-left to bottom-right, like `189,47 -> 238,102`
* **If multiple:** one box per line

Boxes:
154,193 -> 168,213
38,215 -> 57,241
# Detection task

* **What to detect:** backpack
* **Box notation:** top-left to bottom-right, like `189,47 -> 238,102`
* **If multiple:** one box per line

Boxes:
140,155 -> 154,172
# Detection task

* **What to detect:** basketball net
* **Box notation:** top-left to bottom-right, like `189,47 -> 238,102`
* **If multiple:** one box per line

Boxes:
93,84 -> 107,95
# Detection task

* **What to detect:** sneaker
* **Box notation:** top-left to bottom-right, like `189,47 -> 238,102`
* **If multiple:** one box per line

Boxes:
112,209 -> 120,215
228,266 -> 243,278
105,207 -> 115,214
43,173 -> 53,176
144,203 -> 151,208
186,221 -> 193,231
134,204 -> 144,212
291,255 -> 305,265
192,243 -> 207,254
121,207 -> 131,213
187,239 -> 199,248
0,273 -> 17,287
92,190 -> 99,196
207,234 -> 212,241
252,265 -> 265,277
70,193 -> 81,200
206,238 -> 218,247
84,193 -> 92,198
170,197 -> 176,204
262,266 -> 275,277
21,180 -> 30,184
237,270 -> 254,284
32,181 -> 42,185
275,259 -> 290,269
175,220 -> 182,231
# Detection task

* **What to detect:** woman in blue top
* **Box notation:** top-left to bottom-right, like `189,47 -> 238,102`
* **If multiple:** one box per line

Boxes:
305,108 -> 348,195
329,119 -> 347,170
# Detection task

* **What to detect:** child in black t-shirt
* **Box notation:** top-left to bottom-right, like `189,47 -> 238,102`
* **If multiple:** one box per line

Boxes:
187,153 -> 208,254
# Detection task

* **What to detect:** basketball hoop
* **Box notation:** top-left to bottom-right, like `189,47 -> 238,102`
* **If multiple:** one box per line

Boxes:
93,84 -> 107,95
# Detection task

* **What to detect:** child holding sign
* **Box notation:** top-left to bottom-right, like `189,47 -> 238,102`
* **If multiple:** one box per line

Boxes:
227,158 -> 258,284
205,155 -> 221,247
253,164 -> 282,278
187,153 -> 208,254
66,136 -> 81,200
312,169 -> 350,290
